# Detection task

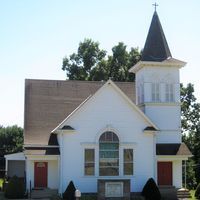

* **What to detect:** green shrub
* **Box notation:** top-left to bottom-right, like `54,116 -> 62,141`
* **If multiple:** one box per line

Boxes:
195,182 -> 200,199
63,180 -> 76,200
142,178 -> 161,200
4,176 -> 25,199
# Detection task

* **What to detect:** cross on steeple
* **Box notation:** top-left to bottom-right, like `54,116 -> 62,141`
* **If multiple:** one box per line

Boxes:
152,2 -> 158,11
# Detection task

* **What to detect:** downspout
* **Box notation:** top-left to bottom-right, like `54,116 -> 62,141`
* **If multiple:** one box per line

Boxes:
25,155 -> 30,192
153,131 -> 157,182
59,133 -> 63,195
184,160 -> 187,188
25,156 -> 27,191
5,157 -> 8,177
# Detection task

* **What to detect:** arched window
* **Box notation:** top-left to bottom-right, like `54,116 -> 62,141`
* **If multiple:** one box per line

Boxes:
99,131 -> 119,176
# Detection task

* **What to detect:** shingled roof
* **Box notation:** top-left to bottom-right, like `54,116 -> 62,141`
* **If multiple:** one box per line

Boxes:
156,143 -> 192,156
141,11 -> 172,62
24,79 -> 135,145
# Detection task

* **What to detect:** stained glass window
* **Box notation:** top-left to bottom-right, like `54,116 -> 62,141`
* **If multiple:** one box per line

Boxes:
99,131 -> 119,176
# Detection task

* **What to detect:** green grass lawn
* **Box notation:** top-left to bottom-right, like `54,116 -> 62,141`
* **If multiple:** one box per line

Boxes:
190,190 -> 196,200
0,179 -> 6,199
0,178 -> 3,188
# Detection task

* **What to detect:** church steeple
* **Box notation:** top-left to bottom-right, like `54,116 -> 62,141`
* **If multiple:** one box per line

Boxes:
141,11 -> 172,62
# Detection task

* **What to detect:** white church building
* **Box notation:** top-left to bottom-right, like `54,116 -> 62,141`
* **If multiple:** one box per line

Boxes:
5,10 -> 192,198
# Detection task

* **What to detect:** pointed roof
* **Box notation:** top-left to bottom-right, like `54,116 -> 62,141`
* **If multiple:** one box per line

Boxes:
24,79 -> 136,145
52,80 -> 158,133
156,143 -> 192,156
141,11 -> 172,62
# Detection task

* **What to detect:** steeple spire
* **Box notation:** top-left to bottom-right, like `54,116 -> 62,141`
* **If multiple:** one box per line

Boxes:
141,11 -> 172,62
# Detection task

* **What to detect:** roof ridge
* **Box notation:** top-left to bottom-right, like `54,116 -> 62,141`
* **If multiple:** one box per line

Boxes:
25,79 -> 134,84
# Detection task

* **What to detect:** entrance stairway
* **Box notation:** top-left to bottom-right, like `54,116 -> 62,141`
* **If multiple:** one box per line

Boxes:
159,186 -> 192,200
159,186 -> 177,200
30,188 -> 58,199
177,188 -> 191,199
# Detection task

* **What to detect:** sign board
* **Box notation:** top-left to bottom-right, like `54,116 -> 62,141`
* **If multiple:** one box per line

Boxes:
105,182 -> 123,197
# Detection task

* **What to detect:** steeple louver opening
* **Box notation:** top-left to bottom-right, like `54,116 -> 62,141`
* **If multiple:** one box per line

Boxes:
141,11 -> 172,62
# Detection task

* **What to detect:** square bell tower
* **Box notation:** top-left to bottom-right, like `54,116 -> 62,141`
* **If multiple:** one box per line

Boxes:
129,11 -> 186,143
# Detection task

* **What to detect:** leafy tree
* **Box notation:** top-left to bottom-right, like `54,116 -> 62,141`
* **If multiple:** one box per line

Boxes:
181,83 -> 200,141
62,39 -> 141,81
0,125 -> 23,155
195,182 -> 200,199
181,83 -> 200,186
62,38 -> 106,80
182,158 -> 197,189
0,125 -> 23,174
105,42 -> 141,81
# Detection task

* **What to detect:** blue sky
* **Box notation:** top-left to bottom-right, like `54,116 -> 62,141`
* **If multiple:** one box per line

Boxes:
0,0 -> 200,127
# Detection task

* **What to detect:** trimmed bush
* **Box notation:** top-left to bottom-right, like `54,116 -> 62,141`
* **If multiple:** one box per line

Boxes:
4,175 -> 25,199
195,182 -> 200,199
142,178 -> 161,200
63,180 -> 76,200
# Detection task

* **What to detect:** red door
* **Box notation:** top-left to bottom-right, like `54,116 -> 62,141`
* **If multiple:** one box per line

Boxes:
157,162 -> 172,186
34,162 -> 48,188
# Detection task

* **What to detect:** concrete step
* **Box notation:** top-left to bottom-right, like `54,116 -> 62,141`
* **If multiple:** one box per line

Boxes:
177,195 -> 191,198
177,188 -> 191,199
159,186 -> 177,200
31,188 -> 58,199
159,185 -> 176,189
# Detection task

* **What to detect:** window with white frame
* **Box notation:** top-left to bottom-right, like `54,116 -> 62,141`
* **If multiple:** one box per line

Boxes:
124,149 -> 133,175
152,83 -> 160,102
84,149 -> 95,175
99,131 -> 119,176
165,83 -> 174,102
